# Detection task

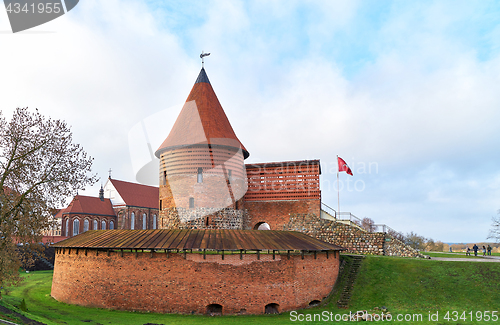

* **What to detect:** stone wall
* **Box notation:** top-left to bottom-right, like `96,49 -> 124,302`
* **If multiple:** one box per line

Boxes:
384,235 -> 423,258
51,249 -> 339,315
160,207 -> 249,229
283,214 -> 424,258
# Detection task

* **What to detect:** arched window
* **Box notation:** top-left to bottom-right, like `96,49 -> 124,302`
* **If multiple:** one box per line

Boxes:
101,220 -> 106,230
83,219 -> 89,232
73,219 -> 80,236
197,167 -> 203,183
93,219 -> 98,230
109,220 -> 114,230
131,212 -> 135,230
189,197 -> 195,208
65,219 -> 69,237
143,213 -> 147,229
153,215 -> 157,230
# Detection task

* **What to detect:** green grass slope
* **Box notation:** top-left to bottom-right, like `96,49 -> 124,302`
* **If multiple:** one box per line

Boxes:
1,256 -> 499,324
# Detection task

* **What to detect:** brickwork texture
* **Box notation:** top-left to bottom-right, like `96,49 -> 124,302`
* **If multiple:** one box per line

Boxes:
51,249 -> 339,315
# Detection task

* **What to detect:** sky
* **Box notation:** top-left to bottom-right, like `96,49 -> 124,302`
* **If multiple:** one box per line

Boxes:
1,0 -> 499,243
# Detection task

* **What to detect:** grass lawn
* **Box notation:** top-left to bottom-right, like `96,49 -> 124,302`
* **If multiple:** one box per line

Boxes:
1,255 -> 499,324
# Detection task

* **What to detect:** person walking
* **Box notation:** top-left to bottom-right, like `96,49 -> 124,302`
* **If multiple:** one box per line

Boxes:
482,245 -> 487,256
473,244 -> 478,256
466,247 -> 471,256
487,245 -> 492,256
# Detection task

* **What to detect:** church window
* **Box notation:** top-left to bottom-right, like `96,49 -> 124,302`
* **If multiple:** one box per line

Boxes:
131,212 -> 135,230
143,213 -> 147,229
83,219 -> 89,232
189,197 -> 195,208
65,219 -> 69,237
153,215 -> 157,229
197,167 -> 203,183
101,220 -> 106,230
73,219 -> 79,236
110,220 -> 114,230
93,219 -> 98,230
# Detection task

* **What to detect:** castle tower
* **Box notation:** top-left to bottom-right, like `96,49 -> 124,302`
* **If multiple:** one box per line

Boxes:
155,67 -> 250,229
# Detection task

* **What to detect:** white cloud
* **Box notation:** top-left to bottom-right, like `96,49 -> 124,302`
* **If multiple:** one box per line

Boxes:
1,0 -> 499,242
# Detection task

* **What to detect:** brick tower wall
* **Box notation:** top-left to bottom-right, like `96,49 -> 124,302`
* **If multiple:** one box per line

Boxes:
158,145 -> 247,229
244,160 -> 321,230
51,249 -> 340,315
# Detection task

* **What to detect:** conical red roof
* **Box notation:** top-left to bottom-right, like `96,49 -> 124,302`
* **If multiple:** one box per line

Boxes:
155,68 -> 249,159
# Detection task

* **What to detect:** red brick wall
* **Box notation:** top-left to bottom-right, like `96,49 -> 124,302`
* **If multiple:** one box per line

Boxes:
245,160 -> 321,201
114,207 -> 159,230
245,200 -> 320,230
51,249 -> 339,315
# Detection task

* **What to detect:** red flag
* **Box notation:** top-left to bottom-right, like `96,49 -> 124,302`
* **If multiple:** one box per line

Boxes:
338,157 -> 353,176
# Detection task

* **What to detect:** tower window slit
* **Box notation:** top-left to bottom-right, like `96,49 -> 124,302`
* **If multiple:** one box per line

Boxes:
197,167 -> 203,183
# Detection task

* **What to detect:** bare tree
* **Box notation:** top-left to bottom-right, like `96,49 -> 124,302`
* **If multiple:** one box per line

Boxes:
361,217 -> 376,232
424,238 -> 444,252
404,231 -> 427,251
487,211 -> 500,243
0,107 -> 97,292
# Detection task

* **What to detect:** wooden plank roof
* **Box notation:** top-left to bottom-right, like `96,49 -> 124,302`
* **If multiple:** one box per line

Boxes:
52,229 -> 344,251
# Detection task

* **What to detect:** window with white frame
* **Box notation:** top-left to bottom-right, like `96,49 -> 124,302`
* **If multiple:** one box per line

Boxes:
131,212 -> 135,230
101,220 -> 106,230
110,220 -> 114,230
73,219 -> 79,236
153,214 -> 157,230
143,213 -> 147,229
83,219 -> 89,232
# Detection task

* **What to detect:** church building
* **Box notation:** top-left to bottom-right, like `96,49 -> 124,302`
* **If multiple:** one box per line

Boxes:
58,178 -> 159,237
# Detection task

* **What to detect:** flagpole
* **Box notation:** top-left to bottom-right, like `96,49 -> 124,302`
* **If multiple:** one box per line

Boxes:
337,155 -> 340,219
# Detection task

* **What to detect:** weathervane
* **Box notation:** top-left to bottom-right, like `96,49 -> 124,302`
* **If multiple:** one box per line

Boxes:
200,51 -> 210,68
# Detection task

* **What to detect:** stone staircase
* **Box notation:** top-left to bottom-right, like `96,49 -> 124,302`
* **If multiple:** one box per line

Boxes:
38,256 -> 54,269
337,255 -> 364,308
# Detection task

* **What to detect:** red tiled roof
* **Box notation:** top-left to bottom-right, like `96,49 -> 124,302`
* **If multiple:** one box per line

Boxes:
110,179 -> 158,209
155,68 -> 249,159
54,208 -> 67,219
63,195 -> 115,217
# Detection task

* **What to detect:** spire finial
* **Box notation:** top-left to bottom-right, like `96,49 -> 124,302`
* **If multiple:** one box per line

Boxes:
99,183 -> 104,201
108,168 -> 112,179
200,51 -> 210,68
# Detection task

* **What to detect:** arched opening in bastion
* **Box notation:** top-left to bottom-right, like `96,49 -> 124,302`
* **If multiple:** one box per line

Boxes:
254,222 -> 271,230
206,304 -> 223,316
309,300 -> 321,307
265,303 -> 279,314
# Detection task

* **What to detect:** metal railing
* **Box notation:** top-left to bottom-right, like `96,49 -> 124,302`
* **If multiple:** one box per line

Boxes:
321,203 -> 337,218
321,203 -> 404,238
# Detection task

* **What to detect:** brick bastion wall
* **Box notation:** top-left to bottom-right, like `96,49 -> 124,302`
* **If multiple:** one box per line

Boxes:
51,249 -> 340,315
